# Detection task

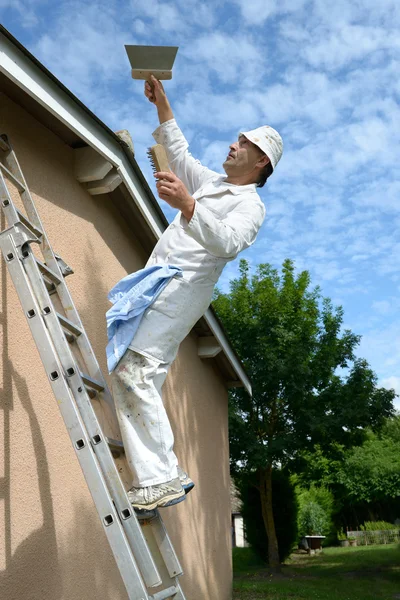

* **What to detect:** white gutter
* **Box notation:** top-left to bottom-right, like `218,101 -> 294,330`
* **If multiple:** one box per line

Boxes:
0,28 -> 252,395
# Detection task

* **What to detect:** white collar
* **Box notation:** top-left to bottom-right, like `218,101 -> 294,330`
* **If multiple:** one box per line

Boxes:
212,175 -> 258,195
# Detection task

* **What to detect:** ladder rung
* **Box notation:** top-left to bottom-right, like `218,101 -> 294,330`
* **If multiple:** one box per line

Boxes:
16,209 -> 43,238
56,312 -> 83,340
0,162 -> 25,191
107,437 -> 125,457
151,586 -> 178,600
35,258 -> 62,285
80,372 -> 104,398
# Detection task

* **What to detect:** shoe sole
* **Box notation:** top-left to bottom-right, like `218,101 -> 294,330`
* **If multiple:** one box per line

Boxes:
131,489 -> 186,512
160,493 -> 187,508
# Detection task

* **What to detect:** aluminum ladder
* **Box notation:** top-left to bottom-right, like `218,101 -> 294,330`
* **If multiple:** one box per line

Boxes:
0,133 -> 186,600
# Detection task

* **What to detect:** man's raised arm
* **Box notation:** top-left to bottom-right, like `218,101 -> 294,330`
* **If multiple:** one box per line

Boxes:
144,75 -> 174,124
144,76 -> 218,195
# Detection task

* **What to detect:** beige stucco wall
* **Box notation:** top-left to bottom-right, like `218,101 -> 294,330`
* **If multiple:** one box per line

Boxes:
0,93 -> 232,600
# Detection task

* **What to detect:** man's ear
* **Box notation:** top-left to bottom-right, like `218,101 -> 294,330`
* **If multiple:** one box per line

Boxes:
257,154 -> 270,168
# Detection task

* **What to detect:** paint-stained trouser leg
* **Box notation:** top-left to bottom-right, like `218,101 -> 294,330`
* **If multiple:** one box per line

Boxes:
111,349 -> 178,488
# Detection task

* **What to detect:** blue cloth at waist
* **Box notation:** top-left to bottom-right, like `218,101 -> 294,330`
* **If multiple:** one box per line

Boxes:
106,264 -> 183,373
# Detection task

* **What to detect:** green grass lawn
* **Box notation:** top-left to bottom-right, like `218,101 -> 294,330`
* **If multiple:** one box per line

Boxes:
233,544 -> 400,600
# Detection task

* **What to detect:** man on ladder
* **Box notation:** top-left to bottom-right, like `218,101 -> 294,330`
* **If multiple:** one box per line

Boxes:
109,76 -> 283,511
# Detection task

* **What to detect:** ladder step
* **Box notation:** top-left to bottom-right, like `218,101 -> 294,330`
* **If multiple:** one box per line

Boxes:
80,372 -> 104,398
35,258 -> 62,285
151,586 -> 178,600
0,162 -> 25,192
16,209 -> 43,238
56,312 -> 83,341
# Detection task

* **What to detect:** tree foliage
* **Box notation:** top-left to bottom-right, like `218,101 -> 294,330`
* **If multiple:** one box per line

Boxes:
298,416 -> 400,527
298,501 -> 329,537
295,483 -> 335,540
214,259 -> 394,473
213,259 -> 396,564
336,435 -> 400,503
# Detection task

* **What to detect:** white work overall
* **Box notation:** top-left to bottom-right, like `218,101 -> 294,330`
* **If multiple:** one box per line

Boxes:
111,119 -> 265,487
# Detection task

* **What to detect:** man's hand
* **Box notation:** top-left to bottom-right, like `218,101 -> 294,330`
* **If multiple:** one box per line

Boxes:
144,75 -> 167,106
155,172 -> 195,221
144,76 -> 174,124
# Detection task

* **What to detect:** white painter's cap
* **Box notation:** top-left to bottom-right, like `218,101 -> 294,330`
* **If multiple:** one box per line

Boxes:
240,125 -> 283,170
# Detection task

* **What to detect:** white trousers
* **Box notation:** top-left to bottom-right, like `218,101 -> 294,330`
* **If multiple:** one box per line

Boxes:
111,276 -> 215,488
111,349 -> 178,488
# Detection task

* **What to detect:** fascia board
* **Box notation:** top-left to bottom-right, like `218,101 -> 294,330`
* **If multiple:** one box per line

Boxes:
0,28 -> 252,396
203,310 -> 252,396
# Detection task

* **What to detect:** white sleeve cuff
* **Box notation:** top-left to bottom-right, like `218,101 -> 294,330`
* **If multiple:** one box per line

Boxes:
152,119 -> 178,143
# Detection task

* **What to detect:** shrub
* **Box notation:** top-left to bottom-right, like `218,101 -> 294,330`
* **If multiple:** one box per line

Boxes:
360,520 -> 399,531
299,501 -> 329,537
237,469 -> 298,564
295,483 -> 335,542
357,521 -> 400,545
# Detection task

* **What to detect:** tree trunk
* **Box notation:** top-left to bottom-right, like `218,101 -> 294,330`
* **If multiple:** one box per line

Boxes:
259,465 -> 281,572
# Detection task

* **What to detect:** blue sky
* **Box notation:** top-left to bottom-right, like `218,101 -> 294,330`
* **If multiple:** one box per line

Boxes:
1,0 -> 400,407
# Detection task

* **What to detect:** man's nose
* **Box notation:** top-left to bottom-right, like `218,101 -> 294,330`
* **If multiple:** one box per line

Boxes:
230,142 -> 239,151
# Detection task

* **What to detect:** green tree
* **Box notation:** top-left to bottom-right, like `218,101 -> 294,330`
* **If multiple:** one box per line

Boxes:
299,416 -> 400,528
298,501 -> 329,537
337,425 -> 400,504
213,259 -> 395,570
295,482 -> 335,542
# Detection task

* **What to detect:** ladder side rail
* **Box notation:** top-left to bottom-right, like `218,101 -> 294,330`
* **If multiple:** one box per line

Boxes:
3,141 -> 119,424
150,516 -> 184,579
140,516 -> 186,600
0,161 -> 117,426
19,235 -> 162,589
0,137 -> 46,237
0,228 -> 151,600
0,172 -> 23,227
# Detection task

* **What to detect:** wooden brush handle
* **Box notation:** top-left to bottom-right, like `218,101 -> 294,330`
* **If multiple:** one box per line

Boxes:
149,144 -> 170,173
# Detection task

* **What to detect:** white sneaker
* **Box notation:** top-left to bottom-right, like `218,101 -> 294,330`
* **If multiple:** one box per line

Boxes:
177,466 -> 195,493
128,477 -> 186,511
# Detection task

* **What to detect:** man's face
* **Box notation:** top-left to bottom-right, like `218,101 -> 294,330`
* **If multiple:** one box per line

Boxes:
223,135 -> 267,178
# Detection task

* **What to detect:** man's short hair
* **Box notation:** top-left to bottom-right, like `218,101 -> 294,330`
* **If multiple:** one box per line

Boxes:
257,161 -> 274,188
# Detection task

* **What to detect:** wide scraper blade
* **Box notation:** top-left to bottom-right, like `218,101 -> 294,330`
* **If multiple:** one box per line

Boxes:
125,45 -> 179,80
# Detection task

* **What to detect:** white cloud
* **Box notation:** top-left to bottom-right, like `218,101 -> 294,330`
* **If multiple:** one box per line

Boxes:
232,0 -> 279,25
34,2 -> 131,101
129,0 -> 216,34
0,0 -> 43,26
233,0 -> 307,26
175,90 -> 260,132
302,25 -> 400,71
372,300 -> 392,316
381,376 -> 400,394
183,32 -> 264,85
380,376 -> 400,411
